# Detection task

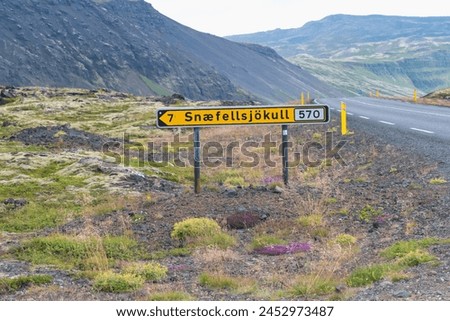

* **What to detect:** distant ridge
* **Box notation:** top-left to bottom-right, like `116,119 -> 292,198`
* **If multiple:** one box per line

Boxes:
227,15 -> 450,96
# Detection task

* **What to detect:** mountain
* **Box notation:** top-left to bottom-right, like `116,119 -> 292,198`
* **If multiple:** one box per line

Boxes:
0,0 -> 339,103
227,15 -> 450,96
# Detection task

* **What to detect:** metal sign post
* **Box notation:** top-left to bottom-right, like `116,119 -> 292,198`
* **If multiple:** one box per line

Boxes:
282,125 -> 289,186
193,127 -> 201,194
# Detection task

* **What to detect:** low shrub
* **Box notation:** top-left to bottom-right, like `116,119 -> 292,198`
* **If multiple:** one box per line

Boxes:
171,218 -> 235,249
171,218 -> 220,241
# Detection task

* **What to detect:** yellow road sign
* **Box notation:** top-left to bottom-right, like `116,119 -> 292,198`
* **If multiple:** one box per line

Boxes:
156,105 -> 329,128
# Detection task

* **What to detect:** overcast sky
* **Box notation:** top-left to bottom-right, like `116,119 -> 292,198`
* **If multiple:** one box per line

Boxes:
147,0 -> 448,36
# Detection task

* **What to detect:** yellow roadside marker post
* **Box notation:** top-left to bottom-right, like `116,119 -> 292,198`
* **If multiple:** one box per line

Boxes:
341,101 -> 348,135
376,90 -> 380,98
301,92 -> 305,105
413,89 -> 418,103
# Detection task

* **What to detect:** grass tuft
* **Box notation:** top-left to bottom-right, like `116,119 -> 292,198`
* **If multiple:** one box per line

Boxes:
0,275 -> 53,294
429,177 -> 447,185
123,262 -> 168,281
199,272 -> 238,290
289,275 -> 337,297
148,291 -> 194,301
171,217 -> 236,249
334,234 -> 357,247
347,264 -> 391,287
93,271 -> 144,293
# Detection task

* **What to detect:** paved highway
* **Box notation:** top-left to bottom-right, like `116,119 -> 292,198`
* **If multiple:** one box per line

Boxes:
319,97 -> 450,175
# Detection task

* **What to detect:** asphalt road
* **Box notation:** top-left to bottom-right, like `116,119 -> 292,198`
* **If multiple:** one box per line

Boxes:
319,97 -> 450,176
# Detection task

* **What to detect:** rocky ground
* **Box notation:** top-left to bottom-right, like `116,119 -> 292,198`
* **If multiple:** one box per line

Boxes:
0,87 -> 448,301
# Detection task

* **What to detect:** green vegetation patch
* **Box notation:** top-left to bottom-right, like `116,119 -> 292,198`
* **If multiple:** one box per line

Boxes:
123,262 -> 168,281
289,276 -> 337,297
334,234 -> 357,247
198,273 -> 239,290
429,177 -> 447,185
0,274 -> 53,294
380,238 -> 443,260
250,235 -> 286,251
140,75 -> 172,96
93,271 -> 144,293
148,291 -> 194,301
0,203 -> 67,232
13,235 -> 143,270
347,264 -> 392,287
171,217 -> 236,249
347,238 -> 450,287
359,205 -> 383,222
297,214 -> 324,228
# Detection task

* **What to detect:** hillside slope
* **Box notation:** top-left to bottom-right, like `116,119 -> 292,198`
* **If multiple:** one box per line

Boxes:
0,0 -> 339,102
227,15 -> 450,96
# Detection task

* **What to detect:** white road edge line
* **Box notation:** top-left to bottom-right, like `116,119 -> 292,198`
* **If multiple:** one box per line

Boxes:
359,116 -> 370,119
410,128 -> 435,134
347,112 -> 354,116
379,121 -> 395,125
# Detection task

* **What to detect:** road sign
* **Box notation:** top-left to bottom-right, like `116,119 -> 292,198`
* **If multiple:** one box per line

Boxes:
156,105 -> 329,128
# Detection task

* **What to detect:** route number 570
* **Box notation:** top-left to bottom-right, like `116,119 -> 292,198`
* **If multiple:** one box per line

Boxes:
295,108 -> 324,121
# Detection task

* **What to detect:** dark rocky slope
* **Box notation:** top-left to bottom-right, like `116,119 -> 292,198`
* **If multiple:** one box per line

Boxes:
0,0 -> 339,102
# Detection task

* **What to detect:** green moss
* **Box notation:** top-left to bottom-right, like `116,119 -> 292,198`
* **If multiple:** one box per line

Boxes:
123,262 -> 167,281
347,264 -> 391,287
93,271 -> 144,293
347,238 -> 450,287
380,238 -> 442,259
0,274 -> 53,294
